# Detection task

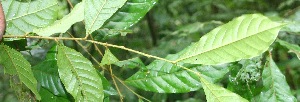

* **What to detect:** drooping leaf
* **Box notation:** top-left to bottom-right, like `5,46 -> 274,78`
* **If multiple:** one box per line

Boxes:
258,55 -> 296,102
100,49 -> 119,66
33,2 -> 84,36
39,88 -> 70,102
32,45 -> 67,96
125,52 -> 229,93
0,44 -> 41,100
57,45 -> 104,102
200,77 -> 248,102
176,14 -> 285,65
114,57 -> 146,69
84,0 -> 127,34
277,39 -> 300,59
2,0 -> 58,35
103,0 -> 157,30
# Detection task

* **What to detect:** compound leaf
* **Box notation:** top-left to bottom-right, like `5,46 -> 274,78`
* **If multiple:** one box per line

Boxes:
2,0 -> 58,35
85,0 -> 127,34
176,14 -> 285,65
0,44 -> 41,100
57,45 -> 104,102
258,55 -> 296,102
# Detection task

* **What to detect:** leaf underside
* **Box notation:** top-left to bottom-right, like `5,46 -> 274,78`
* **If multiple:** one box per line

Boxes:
0,44 -> 41,100
177,14 -> 285,65
57,45 -> 104,102
85,0 -> 127,34
3,0 -> 58,35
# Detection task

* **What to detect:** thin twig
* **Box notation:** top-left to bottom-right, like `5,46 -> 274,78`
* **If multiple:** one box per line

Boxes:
66,0 -> 74,9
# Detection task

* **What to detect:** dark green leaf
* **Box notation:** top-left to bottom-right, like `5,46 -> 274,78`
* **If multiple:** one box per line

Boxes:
39,88 -> 70,102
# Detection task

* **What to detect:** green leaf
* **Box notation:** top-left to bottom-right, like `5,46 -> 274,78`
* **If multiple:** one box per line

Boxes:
57,45 -> 104,102
103,0 -> 157,30
100,49 -> 119,66
0,44 -> 41,100
3,0 -> 58,35
33,2 -> 84,36
39,88 -> 70,102
85,0 -> 127,34
125,53 -> 229,93
176,14 -> 285,65
32,45 -> 67,96
258,55 -> 296,102
277,39 -> 300,59
114,57 -> 146,69
200,77 -> 248,102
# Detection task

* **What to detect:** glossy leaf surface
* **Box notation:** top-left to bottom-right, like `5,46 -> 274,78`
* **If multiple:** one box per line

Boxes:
57,45 -> 104,102
0,44 -> 41,100
2,0 -> 58,35
103,0 -> 157,30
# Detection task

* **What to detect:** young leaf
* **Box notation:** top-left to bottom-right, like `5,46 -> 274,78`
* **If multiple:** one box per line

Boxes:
100,49 -> 119,66
33,45 -> 67,96
200,77 -> 248,102
176,14 -> 285,65
0,44 -> 41,100
57,45 -> 104,102
125,53 -> 229,93
85,0 -> 127,34
114,57 -> 146,69
33,2 -> 84,36
2,0 -> 58,35
277,39 -> 300,59
258,55 -> 296,102
103,0 -> 157,30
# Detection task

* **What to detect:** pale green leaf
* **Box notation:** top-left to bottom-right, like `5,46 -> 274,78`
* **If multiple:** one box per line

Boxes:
100,49 -> 119,66
3,0 -> 58,35
114,57 -> 146,69
103,0 -> 157,30
200,77 -> 248,102
125,52 -> 229,93
258,55 -> 296,102
176,14 -> 285,65
85,0 -> 127,34
57,45 -> 104,102
277,39 -> 300,59
0,44 -> 41,100
33,2 -> 84,36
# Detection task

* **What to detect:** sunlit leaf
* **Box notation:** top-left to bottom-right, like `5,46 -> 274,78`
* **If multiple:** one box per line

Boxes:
100,49 -> 119,66
0,44 -> 41,100
258,55 -> 296,102
57,45 -> 104,101
33,2 -> 84,36
103,0 -> 157,30
33,45 -> 67,96
200,77 -> 248,102
176,14 -> 285,65
85,0 -> 127,34
2,0 -> 58,35
277,39 -> 300,59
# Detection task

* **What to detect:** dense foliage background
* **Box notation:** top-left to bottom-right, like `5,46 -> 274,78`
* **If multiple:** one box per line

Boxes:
1,0 -> 300,101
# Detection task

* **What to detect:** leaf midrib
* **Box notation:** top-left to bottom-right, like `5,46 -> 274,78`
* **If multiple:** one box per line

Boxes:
175,24 -> 282,63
